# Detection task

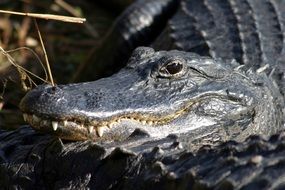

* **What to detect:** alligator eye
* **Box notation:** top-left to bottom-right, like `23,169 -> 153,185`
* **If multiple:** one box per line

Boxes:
159,60 -> 185,78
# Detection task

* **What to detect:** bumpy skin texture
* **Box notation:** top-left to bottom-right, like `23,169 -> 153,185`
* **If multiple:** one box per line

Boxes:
153,0 -> 285,68
1,0 -> 285,189
19,47 -> 284,142
3,126 -> 285,190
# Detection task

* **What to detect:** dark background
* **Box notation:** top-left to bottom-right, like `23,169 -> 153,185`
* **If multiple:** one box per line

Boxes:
0,0 -> 132,129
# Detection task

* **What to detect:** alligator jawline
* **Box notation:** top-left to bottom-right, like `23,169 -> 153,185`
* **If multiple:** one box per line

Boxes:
22,103 -> 193,140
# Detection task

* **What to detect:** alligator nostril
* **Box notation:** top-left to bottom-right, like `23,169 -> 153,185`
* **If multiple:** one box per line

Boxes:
46,86 -> 60,94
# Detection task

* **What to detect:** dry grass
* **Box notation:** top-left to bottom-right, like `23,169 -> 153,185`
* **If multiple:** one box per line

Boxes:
0,46 -> 49,90
34,19 -> 54,86
0,10 -> 86,23
0,0 -> 114,129
0,7 -> 87,88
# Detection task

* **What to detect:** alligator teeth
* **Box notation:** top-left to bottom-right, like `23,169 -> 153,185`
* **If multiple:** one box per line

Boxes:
111,121 -> 118,127
24,112 -> 164,137
52,121 -> 58,131
42,120 -> 48,126
108,122 -> 116,128
88,126 -> 94,133
97,126 -> 108,137
147,121 -> 153,125
23,114 -> 28,122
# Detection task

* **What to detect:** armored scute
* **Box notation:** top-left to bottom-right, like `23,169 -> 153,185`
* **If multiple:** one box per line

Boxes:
1,0 -> 285,189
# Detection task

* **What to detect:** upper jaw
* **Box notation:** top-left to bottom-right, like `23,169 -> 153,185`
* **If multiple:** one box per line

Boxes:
20,88 -> 248,141
20,101 -> 193,141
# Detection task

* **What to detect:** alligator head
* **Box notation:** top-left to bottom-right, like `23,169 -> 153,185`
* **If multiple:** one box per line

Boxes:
20,47 -> 284,141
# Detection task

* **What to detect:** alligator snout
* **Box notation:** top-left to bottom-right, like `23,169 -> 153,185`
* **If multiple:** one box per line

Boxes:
20,85 -> 69,119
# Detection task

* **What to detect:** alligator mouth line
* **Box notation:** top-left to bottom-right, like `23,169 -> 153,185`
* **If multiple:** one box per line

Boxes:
22,103 -> 193,138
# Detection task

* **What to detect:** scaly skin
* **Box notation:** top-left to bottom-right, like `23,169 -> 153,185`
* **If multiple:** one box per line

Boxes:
1,0 -> 285,189
2,126 -> 285,189
20,47 -> 284,141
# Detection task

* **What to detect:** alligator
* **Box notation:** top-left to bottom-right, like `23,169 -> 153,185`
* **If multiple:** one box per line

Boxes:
1,0 -> 285,189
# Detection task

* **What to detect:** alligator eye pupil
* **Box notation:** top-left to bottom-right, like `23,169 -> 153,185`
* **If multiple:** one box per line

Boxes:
166,62 -> 183,74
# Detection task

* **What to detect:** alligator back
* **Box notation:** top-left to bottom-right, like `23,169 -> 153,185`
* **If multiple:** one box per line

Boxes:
153,0 -> 285,71
1,0 -> 285,189
2,126 -> 285,189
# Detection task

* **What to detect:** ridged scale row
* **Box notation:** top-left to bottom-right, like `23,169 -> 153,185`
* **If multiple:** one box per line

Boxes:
2,127 -> 285,189
168,0 -> 284,70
